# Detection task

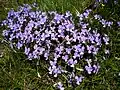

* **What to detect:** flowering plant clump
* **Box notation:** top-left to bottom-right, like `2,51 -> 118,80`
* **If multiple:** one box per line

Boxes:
1,4 -> 110,90
96,0 -> 118,4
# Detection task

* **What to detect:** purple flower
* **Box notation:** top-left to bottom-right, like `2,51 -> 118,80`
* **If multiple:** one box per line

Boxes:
40,16 -> 47,24
44,52 -> 49,60
104,0 -> 108,3
87,45 -> 94,54
93,64 -> 100,73
7,9 -> 15,17
94,14 -> 101,20
55,46 -> 64,55
96,0 -> 108,3
67,58 -> 77,67
62,55 -> 69,62
106,21 -> 113,27
100,19 -> 107,27
17,41 -> 23,49
2,30 -> 9,36
83,9 -> 91,18
28,53 -> 33,60
55,82 -> 64,90
32,51 -> 39,59
54,14 -> 63,23
48,65 -> 62,77
75,76 -> 84,85
48,66 -> 54,75
73,52 -> 80,59
65,11 -> 72,18
66,23 -> 74,31
89,35 -> 95,43
81,23 -> 89,29
50,60 -> 57,66
49,60 -> 62,77
78,14 -> 84,21
85,64 -> 93,74
117,21 -> 120,26
54,53 -> 60,60
58,25 -> 65,30
53,66 -> 62,77
25,47 -> 30,55
79,46 -> 85,55
93,47 -> 99,55
103,34 -> 109,45
65,48 -> 71,54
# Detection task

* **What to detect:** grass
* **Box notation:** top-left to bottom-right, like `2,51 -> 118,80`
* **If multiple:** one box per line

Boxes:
0,0 -> 120,90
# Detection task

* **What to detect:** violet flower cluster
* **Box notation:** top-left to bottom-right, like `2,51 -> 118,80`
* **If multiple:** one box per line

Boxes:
94,14 -> 113,27
1,4 -> 110,90
96,0 -> 118,4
